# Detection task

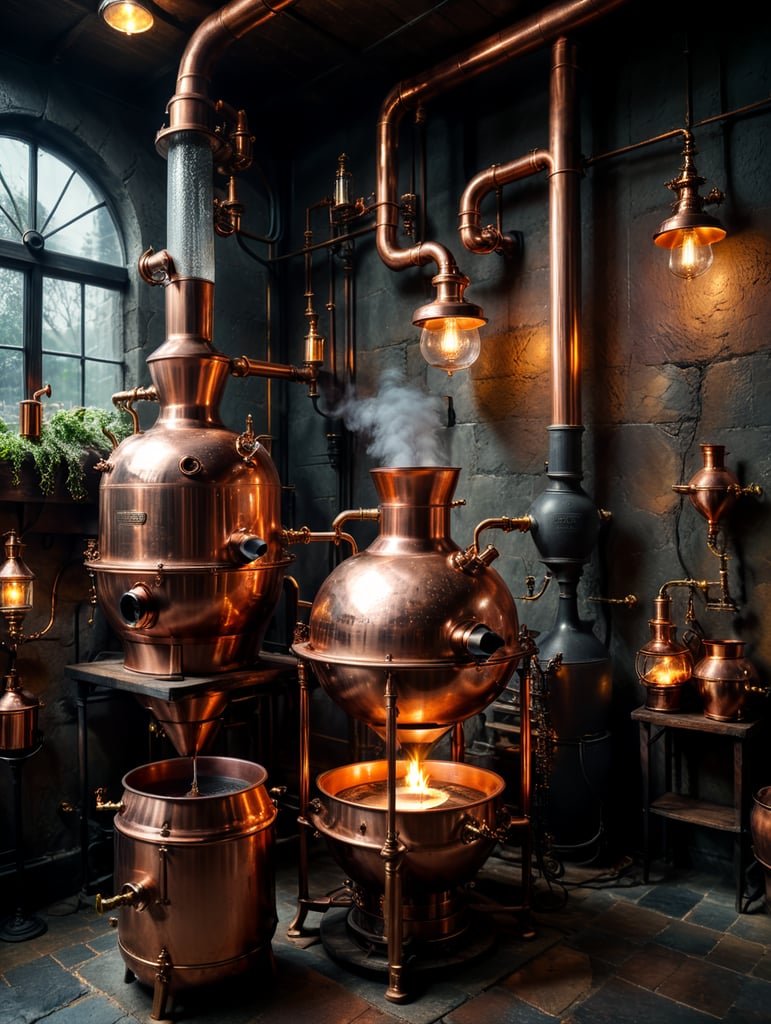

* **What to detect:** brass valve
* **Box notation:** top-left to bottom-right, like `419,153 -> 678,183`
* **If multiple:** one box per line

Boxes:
95,787 -> 124,812
95,882 -> 147,915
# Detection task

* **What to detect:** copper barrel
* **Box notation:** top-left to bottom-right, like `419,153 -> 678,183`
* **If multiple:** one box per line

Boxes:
90,316 -> 291,677
103,756 -> 277,1005
294,466 -> 525,757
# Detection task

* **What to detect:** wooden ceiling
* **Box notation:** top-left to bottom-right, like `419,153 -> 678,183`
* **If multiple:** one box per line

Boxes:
1,0 -> 551,123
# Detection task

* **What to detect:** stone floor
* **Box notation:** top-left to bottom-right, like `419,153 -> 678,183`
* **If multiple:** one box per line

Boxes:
2,840 -> 771,1024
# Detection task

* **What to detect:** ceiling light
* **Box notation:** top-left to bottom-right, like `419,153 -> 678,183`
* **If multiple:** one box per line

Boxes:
99,0 -> 154,35
413,271 -> 486,376
653,133 -> 725,280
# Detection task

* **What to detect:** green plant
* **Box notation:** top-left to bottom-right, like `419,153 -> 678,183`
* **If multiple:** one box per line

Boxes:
0,407 -> 133,501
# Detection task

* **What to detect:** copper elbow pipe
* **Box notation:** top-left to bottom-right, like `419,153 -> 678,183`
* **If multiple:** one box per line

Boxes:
159,0 -> 296,144
459,151 -> 552,255
376,0 -> 627,277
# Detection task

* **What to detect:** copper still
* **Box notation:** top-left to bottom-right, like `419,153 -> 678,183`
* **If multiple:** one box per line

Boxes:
693,639 -> 761,721
292,466 -> 530,1000
294,466 -> 527,760
96,756 -> 277,1021
88,325 -> 291,678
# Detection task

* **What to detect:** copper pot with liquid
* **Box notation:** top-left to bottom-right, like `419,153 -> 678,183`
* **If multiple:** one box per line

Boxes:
97,755 -> 277,1018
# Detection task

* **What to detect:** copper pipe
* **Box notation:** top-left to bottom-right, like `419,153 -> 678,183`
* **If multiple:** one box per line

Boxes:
160,0 -> 296,144
549,36 -> 581,427
459,151 -> 552,255
376,0 -> 626,282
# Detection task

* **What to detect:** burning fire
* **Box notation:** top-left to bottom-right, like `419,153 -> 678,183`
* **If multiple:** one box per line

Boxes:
404,756 -> 431,792
395,757 -> 448,810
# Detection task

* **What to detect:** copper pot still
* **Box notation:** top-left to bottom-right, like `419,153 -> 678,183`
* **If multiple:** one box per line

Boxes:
693,640 -> 759,721
89,301 -> 291,678
294,466 -> 526,757
99,756 -> 277,1017
751,786 -> 771,910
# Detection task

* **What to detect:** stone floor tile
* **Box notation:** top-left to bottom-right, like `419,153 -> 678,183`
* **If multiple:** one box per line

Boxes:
685,897 -> 740,932
589,900 -> 670,941
565,927 -> 638,965
655,956 -> 742,1017
614,941 -> 686,990
444,985 -> 557,1023
637,885 -> 704,919
500,944 -> 593,1017
568,976 -> 715,1023
706,933 -> 766,974
654,920 -> 721,956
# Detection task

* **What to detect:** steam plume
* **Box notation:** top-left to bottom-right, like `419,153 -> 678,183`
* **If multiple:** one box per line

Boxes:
334,368 -> 448,467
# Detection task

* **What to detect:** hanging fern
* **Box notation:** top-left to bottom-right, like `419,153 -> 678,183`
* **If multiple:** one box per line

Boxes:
0,407 -> 133,502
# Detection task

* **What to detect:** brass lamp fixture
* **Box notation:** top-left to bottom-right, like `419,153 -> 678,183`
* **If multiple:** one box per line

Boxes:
0,530 -> 46,943
413,271 -> 486,376
98,0 -> 154,35
653,132 -> 726,280
635,592 -> 694,712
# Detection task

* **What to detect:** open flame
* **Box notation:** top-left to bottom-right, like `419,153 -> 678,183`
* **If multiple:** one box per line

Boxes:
404,756 -> 431,793
395,756 -> 448,810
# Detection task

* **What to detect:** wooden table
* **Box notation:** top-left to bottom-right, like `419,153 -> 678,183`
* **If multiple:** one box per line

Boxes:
631,705 -> 764,912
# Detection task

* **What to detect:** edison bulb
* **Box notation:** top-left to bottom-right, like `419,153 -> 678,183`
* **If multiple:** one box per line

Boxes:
419,318 -> 481,376
668,229 -> 714,280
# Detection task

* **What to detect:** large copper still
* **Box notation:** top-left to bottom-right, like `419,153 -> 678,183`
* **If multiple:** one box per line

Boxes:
292,466 -> 531,1000
96,756 -> 277,1021
88,313 -> 291,678
294,466 -> 527,760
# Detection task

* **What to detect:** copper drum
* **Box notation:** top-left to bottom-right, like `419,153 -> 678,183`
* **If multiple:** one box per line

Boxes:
309,759 -> 504,897
693,640 -> 759,721
0,675 -> 41,754
109,756 -> 277,997
294,467 -> 525,756
91,336 -> 290,677
751,786 -> 771,909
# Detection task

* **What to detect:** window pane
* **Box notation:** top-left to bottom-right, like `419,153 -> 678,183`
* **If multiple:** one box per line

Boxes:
43,278 -> 81,354
42,353 -> 82,409
0,266 -> 24,348
0,349 -> 23,426
84,286 -> 122,360
85,360 -> 122,411
0,137 -> 29,243
38,149 -> 123,265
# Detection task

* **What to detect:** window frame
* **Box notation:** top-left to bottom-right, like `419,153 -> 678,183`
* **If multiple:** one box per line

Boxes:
0,134 -> 129,411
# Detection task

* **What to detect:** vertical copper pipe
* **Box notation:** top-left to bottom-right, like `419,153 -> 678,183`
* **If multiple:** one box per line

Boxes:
549,37 -> 581,428
383,670 -> 406,1003
287,658 -> 311,938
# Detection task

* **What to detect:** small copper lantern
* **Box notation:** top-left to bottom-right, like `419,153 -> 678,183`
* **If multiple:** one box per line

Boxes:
636,594 -> 694,712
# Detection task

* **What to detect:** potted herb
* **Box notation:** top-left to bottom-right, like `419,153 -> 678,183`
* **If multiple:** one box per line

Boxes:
0,407 -> 132,503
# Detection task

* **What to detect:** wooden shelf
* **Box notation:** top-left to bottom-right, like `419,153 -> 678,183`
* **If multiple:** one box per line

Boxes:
649,792 -> 739,832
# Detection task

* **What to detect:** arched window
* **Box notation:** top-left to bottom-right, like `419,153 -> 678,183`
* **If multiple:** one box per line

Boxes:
0,135 -> 127,426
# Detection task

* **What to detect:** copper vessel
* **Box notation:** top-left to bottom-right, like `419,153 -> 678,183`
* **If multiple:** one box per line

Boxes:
90,293 -> 291,677
294,466 -> 525,758
309,759 -> 504,943
751,786 -> 771,909
693,639 -> 760,721
672,443 -> 742,538
98,756 -> 277,1020
0,672 -> 41,754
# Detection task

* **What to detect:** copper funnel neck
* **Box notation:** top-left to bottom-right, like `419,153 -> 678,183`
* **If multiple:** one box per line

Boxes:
141,693 -> 228,756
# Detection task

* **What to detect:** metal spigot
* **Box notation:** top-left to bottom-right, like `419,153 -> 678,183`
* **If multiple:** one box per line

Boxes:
95,882 -> 147,915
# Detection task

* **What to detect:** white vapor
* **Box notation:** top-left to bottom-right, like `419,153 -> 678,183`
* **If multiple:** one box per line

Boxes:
333,368 -> 448,467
